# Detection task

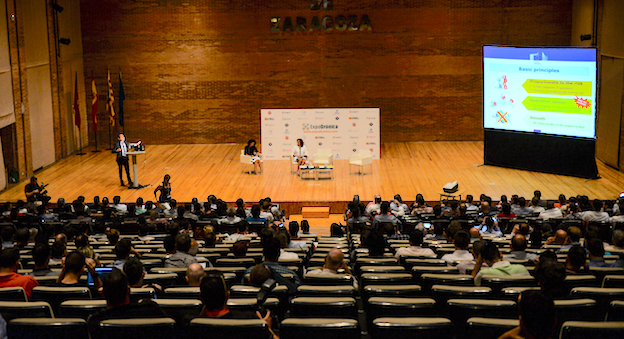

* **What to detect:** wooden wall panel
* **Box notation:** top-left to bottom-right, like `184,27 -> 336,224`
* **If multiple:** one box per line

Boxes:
80,0 -> 573,145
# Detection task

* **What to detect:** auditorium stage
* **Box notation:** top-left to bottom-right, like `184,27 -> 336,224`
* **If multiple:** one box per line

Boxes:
1,142 -> 622,215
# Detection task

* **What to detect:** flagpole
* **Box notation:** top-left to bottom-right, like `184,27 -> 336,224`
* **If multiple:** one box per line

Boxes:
74,71 -> 85,155
76,128 -> 85,155
106,124 -> 112,150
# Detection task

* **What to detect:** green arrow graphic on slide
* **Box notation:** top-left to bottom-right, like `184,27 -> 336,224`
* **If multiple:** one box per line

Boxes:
522,96 -> 592,115
522,79 -> 592,96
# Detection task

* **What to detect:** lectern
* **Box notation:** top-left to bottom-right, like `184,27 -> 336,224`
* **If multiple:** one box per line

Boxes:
126,149 -> 145,188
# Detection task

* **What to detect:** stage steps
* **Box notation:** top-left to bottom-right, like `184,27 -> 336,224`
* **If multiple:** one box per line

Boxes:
301,206 -> 330,218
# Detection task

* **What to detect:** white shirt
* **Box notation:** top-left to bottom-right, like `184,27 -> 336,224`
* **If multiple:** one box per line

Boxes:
539,208 -> 563,221
582,211 -> 610,223
279,249 -> 299,260
394,246 -> 436,259
529,205 -> 545,214
292,145 -> 308,158
441,250 -> 474,265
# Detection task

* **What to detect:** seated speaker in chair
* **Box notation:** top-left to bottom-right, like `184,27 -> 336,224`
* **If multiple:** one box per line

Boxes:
292,138 -> 309,174
244,139 -> 263,175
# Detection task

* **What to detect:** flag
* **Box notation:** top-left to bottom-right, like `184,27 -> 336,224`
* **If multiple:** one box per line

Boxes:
91,72 -> 98,132
107,69 -> 115,126
118,70 -> 125,127
73,72 -> 80,129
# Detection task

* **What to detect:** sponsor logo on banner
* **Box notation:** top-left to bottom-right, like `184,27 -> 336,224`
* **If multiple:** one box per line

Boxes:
282,149 -> 290,152
335,110 -> 340,115
366,142 -> 377,145
366,136 -> 375,139
335,117 -> 340,120
285,123 -> 289,127
265,117 -> 275,121
335,154 -> 341,159
318,142 -> 323,146
349,117 -> 359,120
352,123 -> 356,126
333,142 -> 342,145
282,117 -> 291,121
301,111 -> 307,115
315,111 -> 324,114
315,136 -> 325,139
352,149 -> 357,152
368,129 -> 374,133
285,136 -> 289,140
284,129 -> 289,134
282,111 -> 291,115
333,136 -> 342,139
350,110 -> 359,114
349,136 -> 358,139
268,111 -> 272,115
370,148 -> 374,152
268,143 -> 273,146
303,123 -> 309,131
369,122 -> 374,126
366,116 -> 375,120
265,124 -> 274,127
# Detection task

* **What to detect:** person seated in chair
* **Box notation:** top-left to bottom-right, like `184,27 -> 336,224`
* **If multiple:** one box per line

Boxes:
498,290 -> 557,339
307,247 -> 358,289
394,230 -> 436,259
506,234 -> 538,262
56,251 -> 101,289
165,233 -> 199,268
372,201 -> 400,229
245,139 -> 263,175
0,248 -> 39,300
185,263 -> 205,287
87,268 -> 167,338
472,240 -> 530,286
292,138 -> 309,174
441,230 -> 474,265
29,243 -> 58,277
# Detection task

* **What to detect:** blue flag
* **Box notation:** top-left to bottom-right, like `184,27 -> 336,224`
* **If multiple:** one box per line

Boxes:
118,70 -> 125,127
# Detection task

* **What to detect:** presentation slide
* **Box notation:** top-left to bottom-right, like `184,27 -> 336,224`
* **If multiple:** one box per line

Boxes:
483,46 -> 597,139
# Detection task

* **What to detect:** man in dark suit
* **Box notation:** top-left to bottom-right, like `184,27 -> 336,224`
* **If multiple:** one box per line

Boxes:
113,133 -> 132,186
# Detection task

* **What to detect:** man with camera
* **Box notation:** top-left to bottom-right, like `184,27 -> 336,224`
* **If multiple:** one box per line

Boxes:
24,176 -> 50,205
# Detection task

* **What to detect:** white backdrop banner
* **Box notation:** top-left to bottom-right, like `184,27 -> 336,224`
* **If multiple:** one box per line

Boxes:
260,108 -> 380,161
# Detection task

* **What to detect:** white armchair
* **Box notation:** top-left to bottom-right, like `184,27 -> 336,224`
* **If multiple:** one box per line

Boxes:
349,150 -> 373,174
313,149 -> 334,166
240,149 -> 262,174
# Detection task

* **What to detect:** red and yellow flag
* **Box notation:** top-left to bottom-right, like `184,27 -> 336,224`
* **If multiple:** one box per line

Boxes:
107,69 -> 115,126
91,72 -> 98,132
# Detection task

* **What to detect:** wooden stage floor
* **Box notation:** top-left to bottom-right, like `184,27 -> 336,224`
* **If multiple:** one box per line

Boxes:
1,142 -> 622,207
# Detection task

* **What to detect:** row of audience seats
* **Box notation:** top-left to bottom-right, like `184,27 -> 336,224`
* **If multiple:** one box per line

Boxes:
2,232 -> 624,338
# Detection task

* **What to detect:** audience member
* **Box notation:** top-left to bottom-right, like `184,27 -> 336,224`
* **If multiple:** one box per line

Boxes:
498,290 -> 556,339
582,199 -> 610,228
307,248 -> 358,289
165,233 -> 199,268
243,237 -> 301,293
545,229 -> 567,246
472,241 -> 529,286
506,234 -> 538,261
87,269 -> 167,338
441,230 -> 473,265
534,258 -> 566,298
29,243 -> 57,277
539,201 -> 563,221
57,251 -> 101,289
275,230 -> 299,260
457,240 -> 489,275
0,248 -> 39,299
556,226 -> 582,253
565,245 -> 588,274
394,230 -> 436,259
185,263 -> 204,287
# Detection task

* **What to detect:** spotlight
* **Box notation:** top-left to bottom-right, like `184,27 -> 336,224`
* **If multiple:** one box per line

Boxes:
59,38 -> 70,45
53,3 -> 63,12
580,34 -> 592,41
